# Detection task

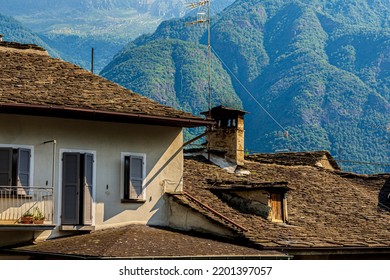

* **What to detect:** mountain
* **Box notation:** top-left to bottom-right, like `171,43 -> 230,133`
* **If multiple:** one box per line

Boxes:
102,38 -> 241,114
101,0 -> 390,174
0,0 -> 234,72
0,13 -> 59,57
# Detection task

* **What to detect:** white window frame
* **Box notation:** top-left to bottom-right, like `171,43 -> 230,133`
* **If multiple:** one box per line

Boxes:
57,148 -> 97,226
0,144 -> 34,187
120,152 -> 146,201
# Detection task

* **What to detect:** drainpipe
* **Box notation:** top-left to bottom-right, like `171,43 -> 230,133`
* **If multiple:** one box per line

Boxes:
43,140 -> 56,223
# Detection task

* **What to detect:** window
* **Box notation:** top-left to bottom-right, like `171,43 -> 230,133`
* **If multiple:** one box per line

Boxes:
0,148 -> 31,187
270,193 -> 284,222
122,153 -> 146,202
216,118 -> 237,128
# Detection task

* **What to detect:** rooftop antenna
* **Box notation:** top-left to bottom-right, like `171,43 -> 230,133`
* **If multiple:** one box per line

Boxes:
186,1 -> 212,161
91,47 -> 95,74
186,0 -> 211,116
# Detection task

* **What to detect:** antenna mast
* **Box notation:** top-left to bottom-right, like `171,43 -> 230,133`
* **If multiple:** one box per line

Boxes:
186,0 -> 211,115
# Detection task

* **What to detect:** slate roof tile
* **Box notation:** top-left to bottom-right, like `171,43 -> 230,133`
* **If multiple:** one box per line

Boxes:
182,155 -> 390,250
13,225 -> 286,259
0,42 -> 210,127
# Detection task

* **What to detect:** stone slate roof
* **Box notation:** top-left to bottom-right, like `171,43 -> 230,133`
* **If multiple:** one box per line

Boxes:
0,42 -> 211,127
246,151 -> 340,170
181,155 -> 390,253
11,225 -> 286,259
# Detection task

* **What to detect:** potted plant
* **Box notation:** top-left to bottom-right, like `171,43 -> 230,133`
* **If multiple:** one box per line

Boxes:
33,207 -> 45,224
20,211 -> 34,224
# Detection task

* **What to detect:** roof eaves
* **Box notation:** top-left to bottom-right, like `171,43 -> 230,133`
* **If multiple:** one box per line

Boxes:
0,103 -> 214,128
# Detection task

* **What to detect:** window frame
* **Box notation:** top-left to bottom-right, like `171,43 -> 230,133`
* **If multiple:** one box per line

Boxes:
270,192 -> 285,223
58,148 -> 96,227
0,144 -> 34,187
120,152 -> 146,203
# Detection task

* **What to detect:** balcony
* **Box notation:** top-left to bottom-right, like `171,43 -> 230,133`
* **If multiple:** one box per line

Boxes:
0,186 -> 54,230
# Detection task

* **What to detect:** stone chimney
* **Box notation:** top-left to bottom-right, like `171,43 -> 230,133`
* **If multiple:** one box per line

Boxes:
202,106 -> 247,166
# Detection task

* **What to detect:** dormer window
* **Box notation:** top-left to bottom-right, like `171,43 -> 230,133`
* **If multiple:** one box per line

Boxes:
209,180 -> 290,223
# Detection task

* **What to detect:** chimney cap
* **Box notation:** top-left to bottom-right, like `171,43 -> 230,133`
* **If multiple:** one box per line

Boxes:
201,105 -> 248,117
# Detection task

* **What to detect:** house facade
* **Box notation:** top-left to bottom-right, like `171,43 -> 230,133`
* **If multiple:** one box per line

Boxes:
0,41 -> 211,246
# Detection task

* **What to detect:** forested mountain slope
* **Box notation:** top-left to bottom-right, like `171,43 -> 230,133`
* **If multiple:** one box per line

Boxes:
0,0 -> 234,72
102,0 -> 390,173
0,13 -> 59,57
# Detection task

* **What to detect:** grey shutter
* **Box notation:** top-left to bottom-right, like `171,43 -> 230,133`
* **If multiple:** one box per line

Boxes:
130,156 -> 144,199
83,153 -> 93,225
16,149 -> 31,195
0,148 -> 12,186
17,148 -> 30,187
62,153 -> 80,225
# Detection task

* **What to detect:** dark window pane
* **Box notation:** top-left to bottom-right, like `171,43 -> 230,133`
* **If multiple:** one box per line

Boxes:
0,149 -> 12,186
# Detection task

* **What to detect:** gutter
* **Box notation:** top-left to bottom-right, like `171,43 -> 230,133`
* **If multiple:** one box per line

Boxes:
3,249 -> 290,260
268,245 -> 390,257
0,103 -> 215,128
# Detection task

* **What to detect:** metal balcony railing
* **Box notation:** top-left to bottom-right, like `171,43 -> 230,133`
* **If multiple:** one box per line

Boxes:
0,186 -> 54,224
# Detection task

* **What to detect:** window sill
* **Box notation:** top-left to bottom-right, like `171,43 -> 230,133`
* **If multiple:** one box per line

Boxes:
121,198 -> 146,204
60,225 -> 95,231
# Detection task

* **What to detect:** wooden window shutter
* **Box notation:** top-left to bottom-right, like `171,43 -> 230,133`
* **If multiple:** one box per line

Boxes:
124,155 -> 144,199
271,193 -> 283,222
0,148 -> 12,186
130,156 -> 144,199
62,153 -> 81,225
16,148 -> 31,187
83,153 -> 94,225
16,148 -> 31,195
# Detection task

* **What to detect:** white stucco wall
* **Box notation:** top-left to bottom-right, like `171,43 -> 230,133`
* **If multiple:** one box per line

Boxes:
168,197 -> 236,238
0,113 -> 184,238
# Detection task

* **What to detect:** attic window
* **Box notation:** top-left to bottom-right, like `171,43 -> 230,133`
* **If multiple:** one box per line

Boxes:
270,193 -> 285,222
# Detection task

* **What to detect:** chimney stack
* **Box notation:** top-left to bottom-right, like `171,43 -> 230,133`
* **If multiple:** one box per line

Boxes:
202,106 -> 247,166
